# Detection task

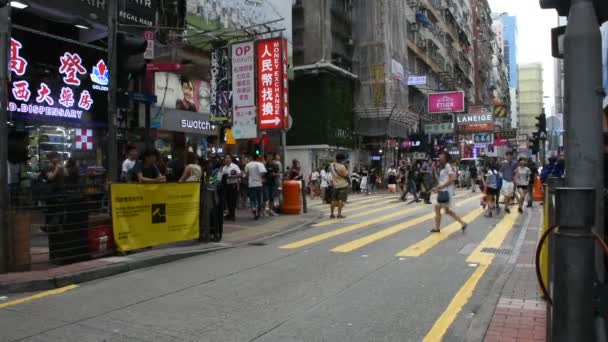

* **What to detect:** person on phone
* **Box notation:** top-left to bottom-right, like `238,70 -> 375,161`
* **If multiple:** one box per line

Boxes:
430,151 -> 467,233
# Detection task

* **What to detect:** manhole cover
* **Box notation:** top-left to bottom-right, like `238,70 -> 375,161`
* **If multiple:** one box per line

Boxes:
481,247 -> 511,255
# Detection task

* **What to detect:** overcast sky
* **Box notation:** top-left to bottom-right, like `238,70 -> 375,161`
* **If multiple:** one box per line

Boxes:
488,0 -> 558,114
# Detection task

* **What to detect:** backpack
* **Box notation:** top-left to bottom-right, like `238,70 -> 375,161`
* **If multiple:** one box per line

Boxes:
497,173 -> 503,189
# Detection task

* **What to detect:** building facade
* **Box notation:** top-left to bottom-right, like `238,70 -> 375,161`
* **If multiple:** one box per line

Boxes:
518,63 -> 544,134
492,13 -> 518,128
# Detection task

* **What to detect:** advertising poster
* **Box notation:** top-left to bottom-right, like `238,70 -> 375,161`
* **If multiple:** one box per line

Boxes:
152,72 -> 210,128
428,91 -> 465,113
111,183 -> 201,252
231,41 -> 257,139
8,28 -> 108,127
210,47 -> 232,124
256,38 -> 288,130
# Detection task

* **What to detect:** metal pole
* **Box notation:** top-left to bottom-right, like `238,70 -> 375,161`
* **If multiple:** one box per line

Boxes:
107,0 -> 119,181
540,139 -> 546,167
0,4 -> 11,273
552,0 -> 604,340
145,103 -> 151,148
281,129 -> 287,174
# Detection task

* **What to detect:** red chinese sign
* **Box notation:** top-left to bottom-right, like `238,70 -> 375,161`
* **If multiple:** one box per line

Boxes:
10,38 -> 28,76
256,38 -> 289,130
59,52 -> 87,86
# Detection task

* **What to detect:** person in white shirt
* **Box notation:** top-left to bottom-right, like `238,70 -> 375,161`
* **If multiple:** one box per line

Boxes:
431,151 -> 467,233
310,169 -> 320,200
221,155 -> 241,221
121,145 -> 138,182
245,154 -> 267,220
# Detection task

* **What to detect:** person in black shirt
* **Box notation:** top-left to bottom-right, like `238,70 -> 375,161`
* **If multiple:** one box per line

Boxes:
469,164 -> 479,192
133,149 -> 166,183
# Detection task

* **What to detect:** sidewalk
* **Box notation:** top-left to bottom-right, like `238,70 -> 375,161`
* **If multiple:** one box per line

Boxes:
0,208 -> 322,294
483,207 -> 547,342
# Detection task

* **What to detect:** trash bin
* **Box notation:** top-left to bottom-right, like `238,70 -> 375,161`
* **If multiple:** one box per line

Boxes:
282,180 -> 302,214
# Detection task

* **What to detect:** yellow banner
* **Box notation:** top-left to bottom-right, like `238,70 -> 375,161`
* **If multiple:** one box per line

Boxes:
111,183 -> 200,252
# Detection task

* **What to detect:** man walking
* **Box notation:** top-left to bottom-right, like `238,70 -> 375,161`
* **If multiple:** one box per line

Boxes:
222,155 -> 241,221
121,144 -> 138,182
430,151 -> 467,233
330,153 -> 349,219
245,155 -> 267,220
469,163 -> 479,192
499,151 -> 518,214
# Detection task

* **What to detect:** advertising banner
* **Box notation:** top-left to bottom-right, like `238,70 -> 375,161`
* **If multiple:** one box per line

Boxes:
231,41 -> 257,139
8,28 -> 108,127
407,76 -> 427,86
473,132 -> 494,144
428,91 -> 465,113
456,113 -> 493,125
424,122 -> 454,134
459,123 -> 494,132
256,38 -> 289,130
111,183 -> 200,252
210,47 -> 232,125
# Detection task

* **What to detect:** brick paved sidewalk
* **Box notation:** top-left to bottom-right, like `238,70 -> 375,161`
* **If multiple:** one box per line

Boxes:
484,208 -> 547,342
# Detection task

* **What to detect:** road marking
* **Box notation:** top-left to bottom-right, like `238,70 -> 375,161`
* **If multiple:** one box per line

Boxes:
315,201 -> 423,226
422,210 -> 520,341
319,196 -> 398,212
422,264 -> 489,342
0,284 -> 79,309
309,194 -> 386,208
279,205 -> 427,249
330,196 -> 480,253
396,207 -> 485,257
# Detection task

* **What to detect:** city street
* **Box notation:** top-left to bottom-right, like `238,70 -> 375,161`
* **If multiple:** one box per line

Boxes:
0,191 -> 536,342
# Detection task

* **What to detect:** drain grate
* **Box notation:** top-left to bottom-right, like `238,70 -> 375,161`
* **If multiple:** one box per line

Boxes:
248,241 -> 267,246
481,247 -> 511,255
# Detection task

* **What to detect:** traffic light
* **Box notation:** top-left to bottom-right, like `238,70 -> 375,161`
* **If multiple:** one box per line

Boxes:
530,132 -> 540,154
535,113 -> 547,133
540,0 -> 608,24
254,144 -> 261,156
117,32 -> 147,74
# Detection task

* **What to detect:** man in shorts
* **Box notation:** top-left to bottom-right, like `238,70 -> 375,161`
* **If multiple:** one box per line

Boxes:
500,151 -> 518,213
330,153 -> 349,219
514,157 -> 531,213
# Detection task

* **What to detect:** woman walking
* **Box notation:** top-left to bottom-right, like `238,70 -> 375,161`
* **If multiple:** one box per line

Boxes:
482,160 -> 499,217
430,151 -> 467,233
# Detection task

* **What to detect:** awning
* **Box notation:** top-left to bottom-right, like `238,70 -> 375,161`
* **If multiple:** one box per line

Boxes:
353,106 -> 439,137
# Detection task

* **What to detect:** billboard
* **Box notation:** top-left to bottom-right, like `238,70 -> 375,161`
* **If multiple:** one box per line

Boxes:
256,38 -> 289,130
210,47 -> 232,124
8,28 -> 108,127
428,91 -> 465,113
152,72 -> 210,128
231,41 -> 257,139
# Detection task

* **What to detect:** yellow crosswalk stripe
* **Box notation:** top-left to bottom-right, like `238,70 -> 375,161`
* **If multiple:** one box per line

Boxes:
279,206 -> 425,249
319,197 -> 399,213
330,196 -> 480,253
313,202 -> 423,227
308,194 -> 386,207
422,210 -> 520,341
396,207 -> 485,257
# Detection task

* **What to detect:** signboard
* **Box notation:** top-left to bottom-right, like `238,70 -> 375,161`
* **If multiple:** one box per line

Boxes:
256,38 -> 289,130
473,133 -> 494,144
210,47 -> 232,124
424,122 -> 454,134
144,30 -> 155,60
494,130 -> 517,140
460,123 -> 494,132
231,41 -> 257,139
111,183 -> 200,252
401,140 -> 421,148
152,108 -> 217,135
456,113 -> 493,125
128,92 -> 157,104
428,91 -> 465,113
407,76 -> 427,86
8,28 -> 108,127
391,59 -> 405,82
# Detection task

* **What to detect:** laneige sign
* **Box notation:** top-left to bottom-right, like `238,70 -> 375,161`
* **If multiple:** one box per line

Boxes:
456,113 -> 493,125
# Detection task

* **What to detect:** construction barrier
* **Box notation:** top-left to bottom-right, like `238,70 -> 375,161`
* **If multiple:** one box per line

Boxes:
282,180 -> 302,215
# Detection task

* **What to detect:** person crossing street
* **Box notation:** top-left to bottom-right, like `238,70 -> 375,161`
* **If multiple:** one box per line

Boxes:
430,151 -> 467,233
330,154 -> 349,219
221,155 -> 241,221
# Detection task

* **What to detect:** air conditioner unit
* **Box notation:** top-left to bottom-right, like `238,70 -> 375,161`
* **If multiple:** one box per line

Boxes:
417,40 -> 427,49
346,37 -> 354,46
409,23 -> 420,32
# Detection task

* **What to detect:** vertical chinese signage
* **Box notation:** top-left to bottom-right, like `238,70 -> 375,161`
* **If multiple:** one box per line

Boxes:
231,41 -> 257,139
256,38 -> 289,130
210,47 -> 232,125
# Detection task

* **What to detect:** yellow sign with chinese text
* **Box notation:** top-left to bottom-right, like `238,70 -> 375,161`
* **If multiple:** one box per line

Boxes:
111,183 -> 200,252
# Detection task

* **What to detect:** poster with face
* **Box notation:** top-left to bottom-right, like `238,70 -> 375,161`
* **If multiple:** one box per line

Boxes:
152,72 -> 210,128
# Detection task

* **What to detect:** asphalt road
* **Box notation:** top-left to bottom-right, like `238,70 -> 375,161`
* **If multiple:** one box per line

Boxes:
0,191 -> 529,342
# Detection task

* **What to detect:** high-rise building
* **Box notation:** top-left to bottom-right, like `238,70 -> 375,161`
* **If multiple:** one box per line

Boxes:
518,63 -> 544,134
492,13 -> 518,128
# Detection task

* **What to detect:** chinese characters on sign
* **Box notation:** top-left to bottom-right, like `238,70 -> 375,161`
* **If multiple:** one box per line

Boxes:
473,133 -> 494,144
231,41 -> 257,139
256,38 -> 289,130
8,31 -> 107,125
210,47 -> 232,124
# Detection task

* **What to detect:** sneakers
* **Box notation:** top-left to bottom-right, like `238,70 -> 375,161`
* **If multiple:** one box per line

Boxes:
330,214 -> 336,219
505,207 -> 511,214
337,215 -> 346,219
267,210 -> 277,217
518,207 -> 523,213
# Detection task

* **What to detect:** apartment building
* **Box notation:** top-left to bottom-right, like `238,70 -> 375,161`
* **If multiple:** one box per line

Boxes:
519,63 -> 544,134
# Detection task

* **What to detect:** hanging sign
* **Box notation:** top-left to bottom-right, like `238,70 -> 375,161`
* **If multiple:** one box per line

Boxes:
231,41 -> 257,139
210,46 -> 232,124
428,91 -> 465,113
473,133 -> 494,144
256,38 -> 289,130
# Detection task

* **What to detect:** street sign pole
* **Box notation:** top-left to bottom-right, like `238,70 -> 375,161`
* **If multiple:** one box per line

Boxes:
0,4 -> 10,273
107,0 -> 118,182
551,0 -> 604,341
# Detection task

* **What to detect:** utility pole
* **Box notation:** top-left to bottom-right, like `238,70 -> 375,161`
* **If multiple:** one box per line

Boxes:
550,0 -> 604,341
107,0 -> 119,181
0,3 -> 10,273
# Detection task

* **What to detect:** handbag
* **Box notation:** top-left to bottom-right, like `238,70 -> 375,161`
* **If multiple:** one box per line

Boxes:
437,190 -> 450,203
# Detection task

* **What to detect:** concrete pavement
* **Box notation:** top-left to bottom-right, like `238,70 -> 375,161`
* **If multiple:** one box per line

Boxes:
0,191 -> 545,342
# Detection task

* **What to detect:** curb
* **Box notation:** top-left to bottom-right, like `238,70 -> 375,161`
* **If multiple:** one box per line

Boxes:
0,210 -> 322,294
